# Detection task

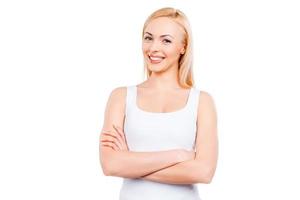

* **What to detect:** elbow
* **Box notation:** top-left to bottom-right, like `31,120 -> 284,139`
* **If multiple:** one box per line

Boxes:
203,167 -> 215,184
100,148 -> 120,176
101,161 -> 113,176
100,158 -> 118,176
102,165 -> 113,176
101,162 -> 134,178
203,173 -> 213,184
195,173 -> 212,184
102,162 -> 119,176
195,165 -> 215,184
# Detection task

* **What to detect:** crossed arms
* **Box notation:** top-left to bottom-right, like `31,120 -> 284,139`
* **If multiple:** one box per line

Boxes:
99,87 -> 218,185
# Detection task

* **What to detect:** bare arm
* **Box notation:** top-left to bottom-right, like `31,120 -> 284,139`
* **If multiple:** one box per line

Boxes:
140,159 -> 210,184
99,87 -> 193,178
141,91 -> 219,184
101,147 -> 190,178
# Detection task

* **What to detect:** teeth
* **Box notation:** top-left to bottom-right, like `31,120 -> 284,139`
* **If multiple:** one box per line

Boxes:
150,56 -> 164,61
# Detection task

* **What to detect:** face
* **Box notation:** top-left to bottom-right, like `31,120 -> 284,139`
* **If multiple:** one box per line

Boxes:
142,17 -> 186,74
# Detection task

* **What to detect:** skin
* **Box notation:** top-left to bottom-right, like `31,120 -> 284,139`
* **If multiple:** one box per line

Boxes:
100,17 -> 218,184
142,16 -> 186,89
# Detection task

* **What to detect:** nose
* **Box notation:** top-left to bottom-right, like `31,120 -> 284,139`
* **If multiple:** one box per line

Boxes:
149,39 -> 161,52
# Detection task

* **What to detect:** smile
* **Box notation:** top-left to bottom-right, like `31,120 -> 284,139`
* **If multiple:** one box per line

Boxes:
148,55 -> 165,64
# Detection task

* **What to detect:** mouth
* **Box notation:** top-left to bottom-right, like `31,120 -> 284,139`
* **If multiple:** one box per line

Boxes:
148,55 -> 165,64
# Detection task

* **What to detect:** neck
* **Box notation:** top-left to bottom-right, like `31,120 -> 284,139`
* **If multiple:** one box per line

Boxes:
146,64 -> 182,90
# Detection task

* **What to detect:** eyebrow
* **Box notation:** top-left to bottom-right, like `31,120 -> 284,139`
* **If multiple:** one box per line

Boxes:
144,32 -> 174,39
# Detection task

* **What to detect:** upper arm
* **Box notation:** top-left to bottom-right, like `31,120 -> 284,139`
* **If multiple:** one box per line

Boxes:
194,91 -> 218,180
101,86 -> 127,132
99,86 -> 127,174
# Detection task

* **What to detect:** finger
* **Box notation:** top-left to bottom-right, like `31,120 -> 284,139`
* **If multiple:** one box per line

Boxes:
112,126 -> 129,151
101,140 -> 117,149
102,130 -> 124,144
101,142 -> 114,150
113,125 -> 126,142
101,133 -> 122,150
114,125 -> 128,148
112,127 -> 127,149
103,127 -> 127,151
105,128 -> 125,148
102,132 -> 123,149
101,140 -> 120,150
101,141 -> 119,151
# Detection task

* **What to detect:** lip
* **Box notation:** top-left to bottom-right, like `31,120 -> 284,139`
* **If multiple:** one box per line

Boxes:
148,55 -> 165,64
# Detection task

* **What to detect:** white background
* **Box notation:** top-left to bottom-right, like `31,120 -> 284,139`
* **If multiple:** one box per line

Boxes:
0,0 -> 299,199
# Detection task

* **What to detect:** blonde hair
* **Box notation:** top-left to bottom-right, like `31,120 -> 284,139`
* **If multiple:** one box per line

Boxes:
142,7 -> 195,88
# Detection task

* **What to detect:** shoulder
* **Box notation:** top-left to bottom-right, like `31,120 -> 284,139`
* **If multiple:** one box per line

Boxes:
192,88 -> 215,105
105,86 -> 127,110
196,90 -> 217,121
109,86 -> 127,100
198,90 -> 215,105
101,86 -> 128,133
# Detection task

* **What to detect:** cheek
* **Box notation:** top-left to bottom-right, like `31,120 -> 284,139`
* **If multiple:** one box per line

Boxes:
164,48 -> 181,59
142,43 -> 150,54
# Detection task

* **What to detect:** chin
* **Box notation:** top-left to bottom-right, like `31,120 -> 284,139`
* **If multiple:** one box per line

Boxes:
148,67 -> 169,74
147,63 -> 165,71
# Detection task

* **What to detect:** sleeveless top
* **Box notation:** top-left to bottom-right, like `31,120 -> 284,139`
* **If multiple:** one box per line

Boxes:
119,85 -> 202,200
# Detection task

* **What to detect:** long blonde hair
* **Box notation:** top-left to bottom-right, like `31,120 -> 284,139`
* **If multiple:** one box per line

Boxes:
142,7 -> 194,88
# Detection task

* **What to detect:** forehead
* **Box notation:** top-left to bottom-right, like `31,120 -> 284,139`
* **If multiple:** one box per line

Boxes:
144,17 -> 185,39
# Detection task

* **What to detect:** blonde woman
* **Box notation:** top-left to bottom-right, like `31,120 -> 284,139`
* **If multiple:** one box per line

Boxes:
99,7 -> 218,200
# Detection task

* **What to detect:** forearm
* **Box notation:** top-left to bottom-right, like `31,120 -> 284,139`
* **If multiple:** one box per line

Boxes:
104,148 -> 184,178
140,159 -> 211,184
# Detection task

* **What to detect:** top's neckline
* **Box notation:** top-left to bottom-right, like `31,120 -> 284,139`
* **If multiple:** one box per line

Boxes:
134,85 -> 193,115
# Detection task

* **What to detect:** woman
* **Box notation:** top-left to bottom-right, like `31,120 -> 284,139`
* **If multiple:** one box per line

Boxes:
99,7 -> 218,200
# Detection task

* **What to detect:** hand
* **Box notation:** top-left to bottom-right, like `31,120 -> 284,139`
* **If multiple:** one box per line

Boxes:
100,124 -> 129,151
113,124 -> 129,151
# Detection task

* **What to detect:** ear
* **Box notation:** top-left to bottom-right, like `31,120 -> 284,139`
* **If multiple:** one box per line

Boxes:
180,48 -> 185,55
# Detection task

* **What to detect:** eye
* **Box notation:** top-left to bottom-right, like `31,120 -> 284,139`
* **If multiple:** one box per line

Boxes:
162,39 -> 172,44
144,36 -> 152,41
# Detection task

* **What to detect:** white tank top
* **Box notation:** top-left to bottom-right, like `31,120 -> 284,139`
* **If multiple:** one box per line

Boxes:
119,85 -> 202,200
